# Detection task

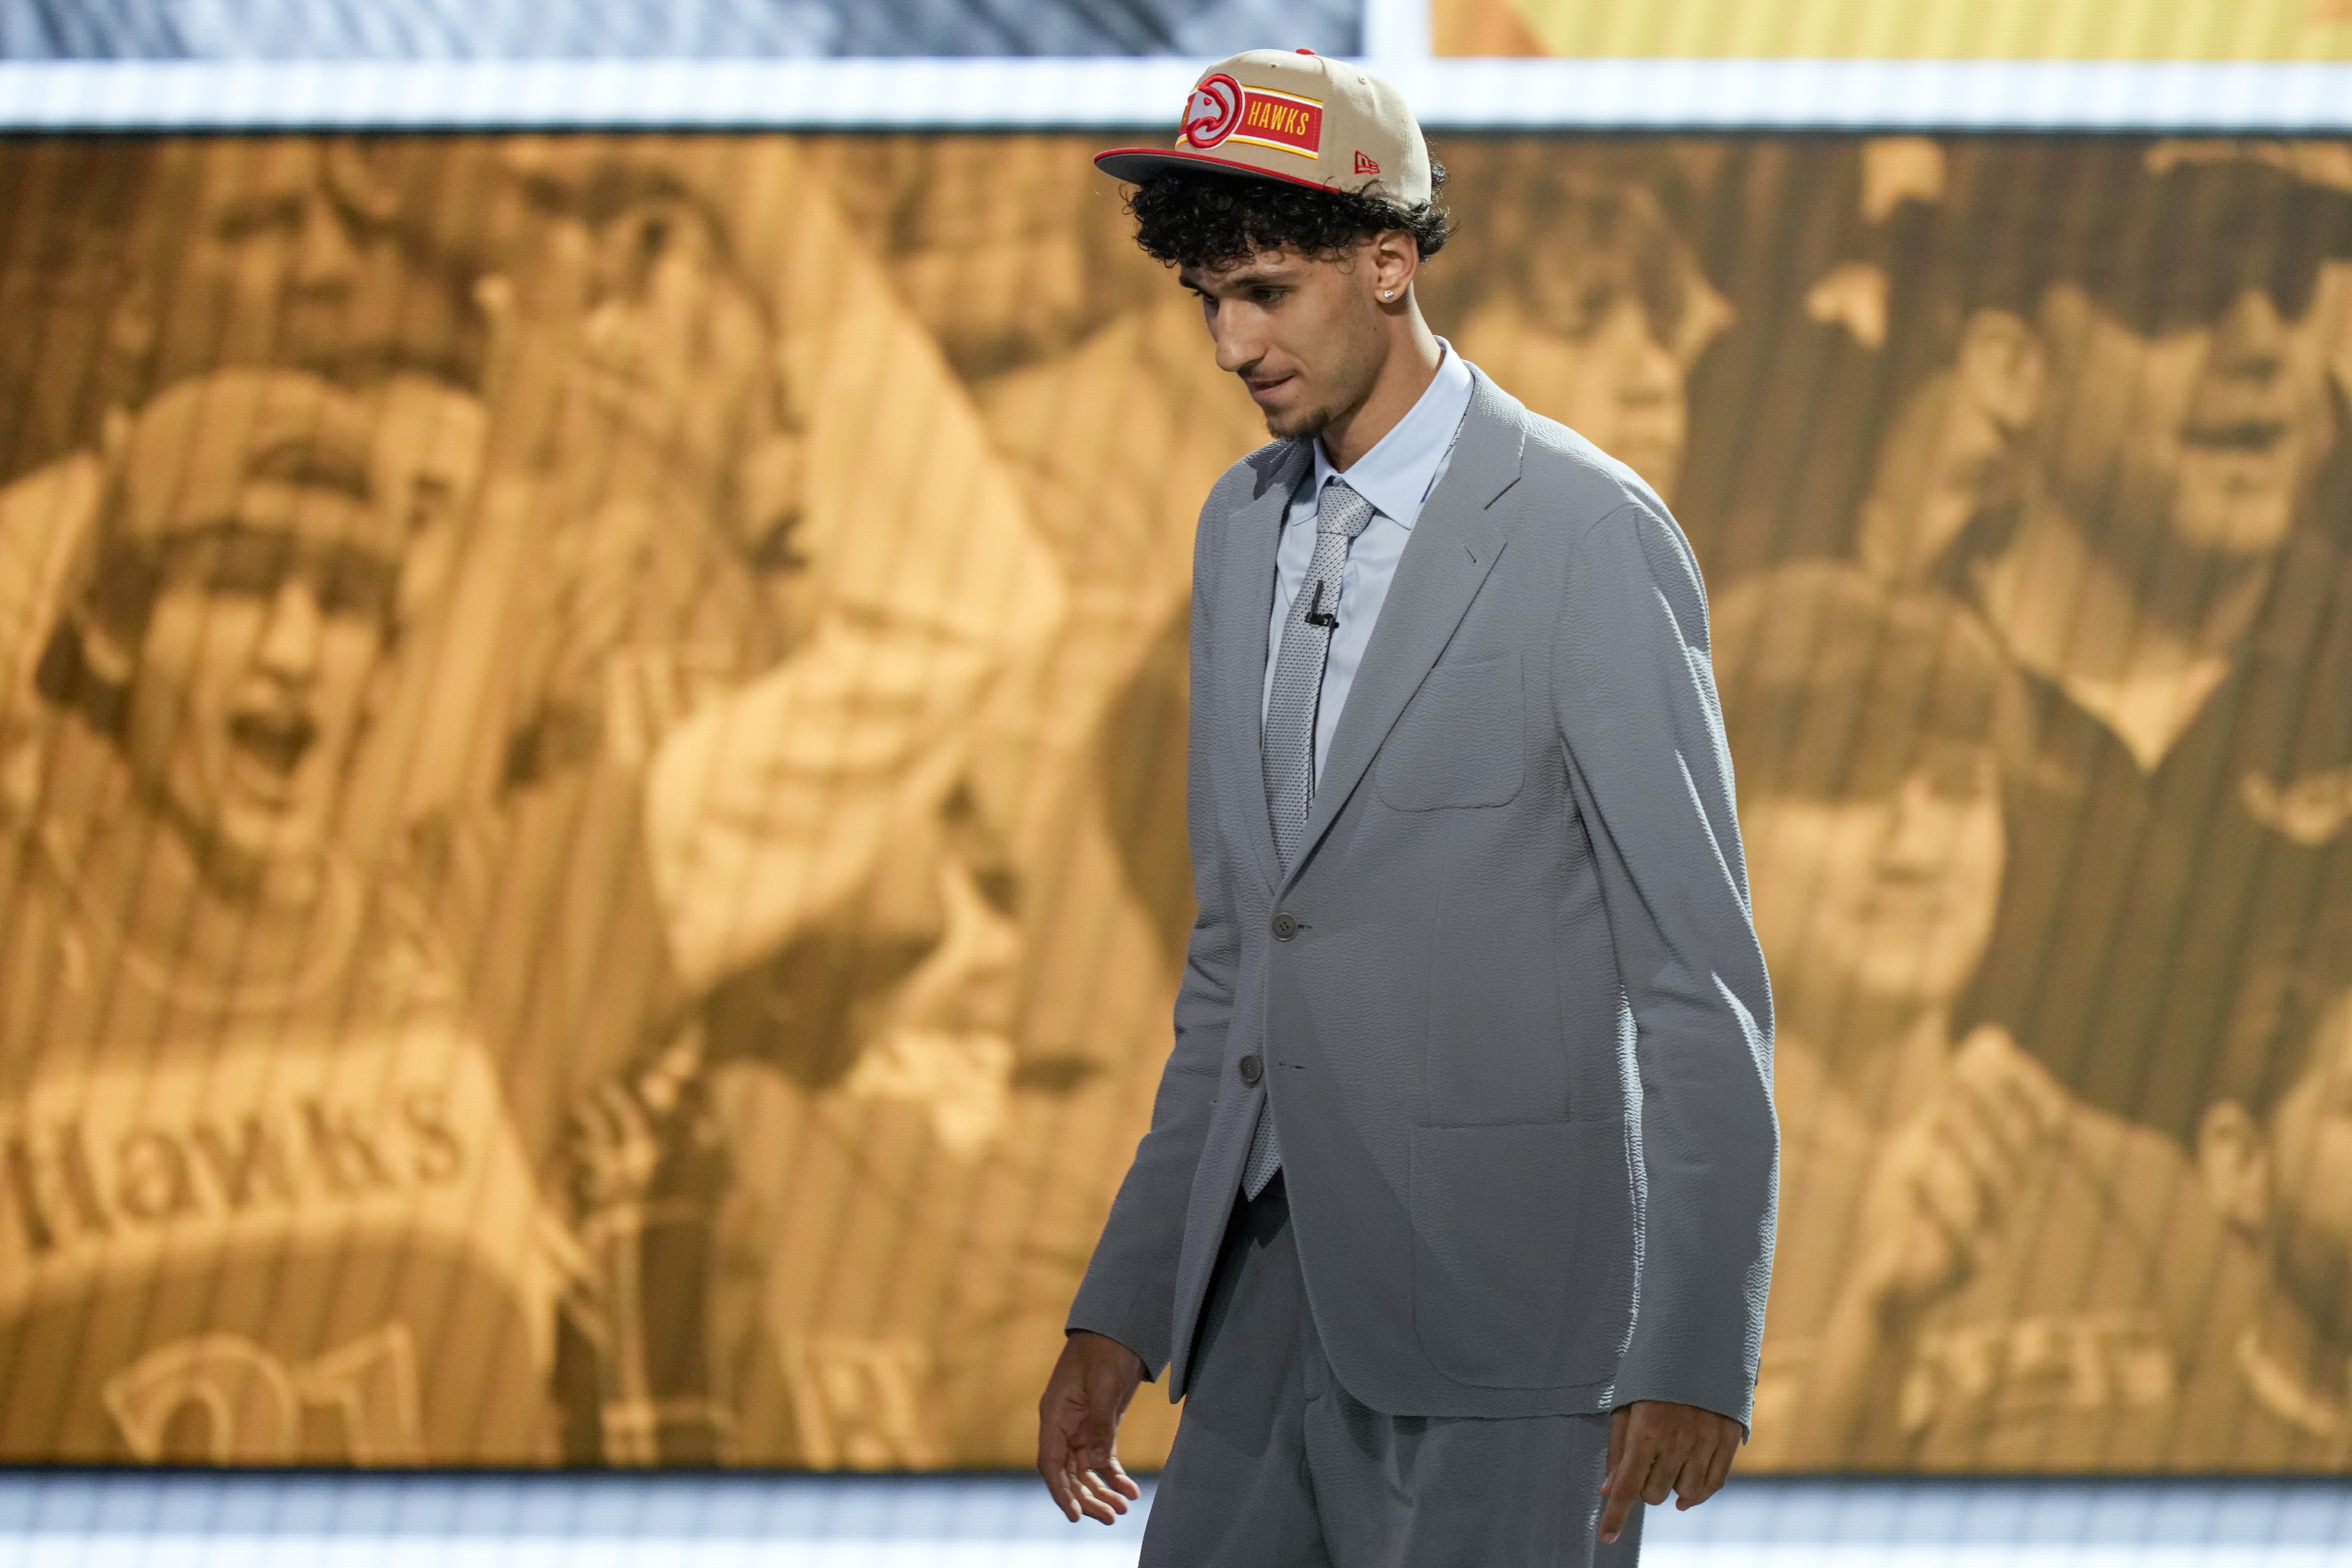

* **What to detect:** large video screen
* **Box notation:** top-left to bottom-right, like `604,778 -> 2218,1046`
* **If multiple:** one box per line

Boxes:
0,132 -> 2347,1475
1435,0 -> 2352,58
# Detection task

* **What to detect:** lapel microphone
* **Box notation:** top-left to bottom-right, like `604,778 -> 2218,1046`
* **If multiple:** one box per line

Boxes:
1304,579 -> 1339,628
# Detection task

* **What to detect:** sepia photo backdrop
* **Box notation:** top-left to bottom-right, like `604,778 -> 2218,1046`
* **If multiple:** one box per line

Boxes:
0,130 -> 2348,1475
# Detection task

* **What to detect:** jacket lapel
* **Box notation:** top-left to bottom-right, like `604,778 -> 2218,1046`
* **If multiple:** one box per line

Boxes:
1281,374 -> 1524,893
1217,439 -> 1312,896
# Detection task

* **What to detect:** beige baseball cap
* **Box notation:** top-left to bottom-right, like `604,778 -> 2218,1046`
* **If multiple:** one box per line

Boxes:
1096,48 -> 1432,208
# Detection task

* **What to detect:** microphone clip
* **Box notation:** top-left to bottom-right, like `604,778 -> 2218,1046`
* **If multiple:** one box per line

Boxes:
1302,579 -> 1339,629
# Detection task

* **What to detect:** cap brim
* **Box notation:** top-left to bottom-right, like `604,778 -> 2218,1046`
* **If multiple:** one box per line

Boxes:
1093,145 -> 1335,193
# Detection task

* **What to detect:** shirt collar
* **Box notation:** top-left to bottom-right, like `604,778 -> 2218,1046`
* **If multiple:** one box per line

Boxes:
1308,339 -> 1475,531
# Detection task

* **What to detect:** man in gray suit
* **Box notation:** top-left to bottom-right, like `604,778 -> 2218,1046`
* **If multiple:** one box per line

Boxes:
1037,50 -> 1778,1563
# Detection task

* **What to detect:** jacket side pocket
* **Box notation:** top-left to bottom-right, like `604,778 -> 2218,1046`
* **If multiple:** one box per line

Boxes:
1409,1117 -> 1635,1390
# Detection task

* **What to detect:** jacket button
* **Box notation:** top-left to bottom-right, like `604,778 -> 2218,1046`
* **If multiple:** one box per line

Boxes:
1270,911 -> 1300,941
1238,1054 -> 1263,1085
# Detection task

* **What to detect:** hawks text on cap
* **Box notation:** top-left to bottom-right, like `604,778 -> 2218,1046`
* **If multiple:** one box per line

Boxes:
1096,48 -> 1433,209
1182,71 -> 1325,162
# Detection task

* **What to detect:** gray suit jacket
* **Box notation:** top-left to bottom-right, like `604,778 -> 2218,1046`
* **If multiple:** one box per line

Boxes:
1070,370 -> 1778,1427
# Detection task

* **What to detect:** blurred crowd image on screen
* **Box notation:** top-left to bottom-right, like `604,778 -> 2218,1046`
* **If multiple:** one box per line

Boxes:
0,126 -> 2347,1472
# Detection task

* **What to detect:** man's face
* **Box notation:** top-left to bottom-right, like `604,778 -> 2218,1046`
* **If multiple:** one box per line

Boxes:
847,137 -> 1106,379
1182,243 -> 1389,442
1742,740 -> 2004,1012
368,373 -> 489,626
570,188 -> 777,489
2033,276 -> 2340,557
1855,361 -> 2017,583
120,511 -> 397,883
2265,1008 -> 2352,1347
144,141 -> 471,390
1453,286 -> 1713,498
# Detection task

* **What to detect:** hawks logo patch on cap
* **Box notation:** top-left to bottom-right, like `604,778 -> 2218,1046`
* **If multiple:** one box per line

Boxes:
1182,74 -> 1244,149
1178,75 -> 1324,162
1099,47 -> 1432,206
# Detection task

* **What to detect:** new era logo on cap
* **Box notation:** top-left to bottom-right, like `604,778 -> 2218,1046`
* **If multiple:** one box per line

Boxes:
1095,47 -> 1432,208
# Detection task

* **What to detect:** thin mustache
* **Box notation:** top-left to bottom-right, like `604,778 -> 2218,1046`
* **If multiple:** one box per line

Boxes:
230,711 -> 320,742
2183,418 -> 2290,452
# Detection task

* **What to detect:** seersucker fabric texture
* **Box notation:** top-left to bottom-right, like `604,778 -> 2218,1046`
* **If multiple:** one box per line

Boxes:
1245,475 -> 1374,1199
1067,367 -> 1777,1430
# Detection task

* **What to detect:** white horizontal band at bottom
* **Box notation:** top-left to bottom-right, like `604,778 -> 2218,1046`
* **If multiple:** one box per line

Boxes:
17,1540 -> 2352,1568
4,1475 -> 2349,1560
2,57 -> 2352,131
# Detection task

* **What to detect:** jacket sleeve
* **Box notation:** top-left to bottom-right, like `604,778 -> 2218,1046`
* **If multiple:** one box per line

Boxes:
1551,498 -> 1778,1432
1064,473 -> 1250,1380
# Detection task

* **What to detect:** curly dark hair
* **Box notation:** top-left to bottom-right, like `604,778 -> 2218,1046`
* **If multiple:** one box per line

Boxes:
1128,165 -> 1452,273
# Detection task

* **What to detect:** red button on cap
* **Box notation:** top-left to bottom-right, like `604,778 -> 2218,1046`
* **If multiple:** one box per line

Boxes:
1296,47 -> 1315,54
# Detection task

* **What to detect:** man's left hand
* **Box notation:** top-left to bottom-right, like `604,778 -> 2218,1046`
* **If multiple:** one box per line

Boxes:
1599,1399 -> 1743,1544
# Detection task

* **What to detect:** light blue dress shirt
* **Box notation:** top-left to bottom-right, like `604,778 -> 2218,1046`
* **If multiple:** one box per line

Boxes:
1262,342 -> 1477,783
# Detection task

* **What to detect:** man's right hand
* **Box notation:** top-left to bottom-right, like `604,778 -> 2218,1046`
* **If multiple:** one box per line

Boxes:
1037,1330 -> 1148,1524
1785,1027 -> 2069,1467
1847,1025 -> 2064,1320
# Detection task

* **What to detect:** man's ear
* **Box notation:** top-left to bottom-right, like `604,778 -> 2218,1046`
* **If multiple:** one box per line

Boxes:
356,635 -> 402,740
1954,309 -> 2045,433
99,404 -> 136,474
102,272 -> 157,390
1368,229 -> 1419,307
1676,270 -> 1736,367
2198,1099 -> 2273,1233
78,614 -> 136,688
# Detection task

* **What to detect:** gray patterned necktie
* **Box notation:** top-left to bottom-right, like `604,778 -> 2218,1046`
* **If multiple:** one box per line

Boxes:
1245,475 -> 1376,1199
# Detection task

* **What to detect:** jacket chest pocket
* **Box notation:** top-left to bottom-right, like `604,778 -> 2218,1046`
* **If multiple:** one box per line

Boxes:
1375,652 -> 1524,810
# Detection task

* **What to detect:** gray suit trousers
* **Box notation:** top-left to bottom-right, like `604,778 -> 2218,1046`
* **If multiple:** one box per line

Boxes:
1143,1177 -> 1645,1567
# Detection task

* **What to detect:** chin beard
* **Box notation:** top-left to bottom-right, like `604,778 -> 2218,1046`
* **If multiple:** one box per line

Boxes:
1265,404 -> 1334,442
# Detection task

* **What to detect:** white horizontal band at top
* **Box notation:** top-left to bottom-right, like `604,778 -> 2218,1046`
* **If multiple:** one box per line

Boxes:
5,57 -> 2352,131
